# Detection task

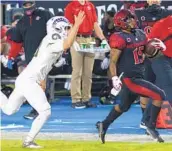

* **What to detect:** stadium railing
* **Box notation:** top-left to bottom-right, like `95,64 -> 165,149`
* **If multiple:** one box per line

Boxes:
1,75 -> 108,101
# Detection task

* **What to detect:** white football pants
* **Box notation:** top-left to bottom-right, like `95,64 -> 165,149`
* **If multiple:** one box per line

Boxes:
0,79 -> 51,142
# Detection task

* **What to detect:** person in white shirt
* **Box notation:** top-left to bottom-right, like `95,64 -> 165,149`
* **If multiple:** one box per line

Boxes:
0,11 -> 85,149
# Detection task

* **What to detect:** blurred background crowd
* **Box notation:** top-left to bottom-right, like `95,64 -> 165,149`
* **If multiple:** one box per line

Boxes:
1,0 -> 172,120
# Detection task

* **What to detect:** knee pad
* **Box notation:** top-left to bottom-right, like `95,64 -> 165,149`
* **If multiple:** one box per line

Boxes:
119,103 -> 131,112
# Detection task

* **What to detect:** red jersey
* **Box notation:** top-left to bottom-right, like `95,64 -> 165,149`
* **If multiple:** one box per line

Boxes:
109,29 -> 147,78
148,16 -> 172,58
123,1 -> 147,13
1,26 -> 8,40
65,1 -> 97,35
6,28 -> 23,59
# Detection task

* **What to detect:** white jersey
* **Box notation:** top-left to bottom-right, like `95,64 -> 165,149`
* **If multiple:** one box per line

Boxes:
17,33 -> 64,83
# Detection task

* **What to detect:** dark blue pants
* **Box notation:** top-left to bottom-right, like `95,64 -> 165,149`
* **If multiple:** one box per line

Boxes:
151,56 -> 172,100
118,77 -> 165,112
142,56 -> 172,123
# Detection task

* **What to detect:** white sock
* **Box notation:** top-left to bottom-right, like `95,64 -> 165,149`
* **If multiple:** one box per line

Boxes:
25,109 -> 51,142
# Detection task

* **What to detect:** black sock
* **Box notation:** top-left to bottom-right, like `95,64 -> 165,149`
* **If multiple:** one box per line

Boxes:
108,79 -> 113,89
148,104 -> 161,128
103,107 -> 122,128
142,102 -> 152,123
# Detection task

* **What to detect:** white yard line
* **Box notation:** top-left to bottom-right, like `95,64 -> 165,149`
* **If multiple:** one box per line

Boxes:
1,131 -> 172,142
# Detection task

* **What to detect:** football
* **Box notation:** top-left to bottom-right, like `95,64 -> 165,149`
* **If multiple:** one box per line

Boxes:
144,38 -> 166,58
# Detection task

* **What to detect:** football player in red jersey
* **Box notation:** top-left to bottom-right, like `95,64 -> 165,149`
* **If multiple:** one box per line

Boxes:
96,9 -> 166,143
135,0 -> 172,129
148,15 -> 172,58
141,15 -> 172,129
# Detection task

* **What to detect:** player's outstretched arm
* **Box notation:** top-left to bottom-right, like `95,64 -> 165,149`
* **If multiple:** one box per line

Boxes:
109,33 -> 126,77
110,48 -> 123,95
63,11 -> 85,50
109,48 -> 121,77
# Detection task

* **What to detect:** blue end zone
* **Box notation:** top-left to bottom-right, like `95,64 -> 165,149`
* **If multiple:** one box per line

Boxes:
1,97 -> 172,135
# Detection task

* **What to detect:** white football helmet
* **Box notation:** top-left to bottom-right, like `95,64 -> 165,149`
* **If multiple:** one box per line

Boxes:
46,16 -> 71,39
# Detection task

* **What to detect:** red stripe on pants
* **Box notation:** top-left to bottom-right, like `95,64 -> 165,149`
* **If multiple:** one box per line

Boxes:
123,78 -> 162,100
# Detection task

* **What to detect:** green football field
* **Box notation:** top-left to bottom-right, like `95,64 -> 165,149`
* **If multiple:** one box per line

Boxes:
1,140 -> 172,151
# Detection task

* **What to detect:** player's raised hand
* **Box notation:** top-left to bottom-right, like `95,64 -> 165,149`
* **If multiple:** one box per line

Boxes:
74,11 -> 85,27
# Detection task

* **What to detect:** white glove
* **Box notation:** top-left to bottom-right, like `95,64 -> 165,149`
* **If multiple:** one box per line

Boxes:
111,76 -> 122,96
101,39 -> 111,52
20,54 -> 25,61
101,57 -> 110,70
0,55 -> 8,67
111,88 -> 121,96
54,57 -> 66,68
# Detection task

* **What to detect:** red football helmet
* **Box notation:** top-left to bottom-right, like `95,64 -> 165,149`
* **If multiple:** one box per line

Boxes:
114,9 -> 137,30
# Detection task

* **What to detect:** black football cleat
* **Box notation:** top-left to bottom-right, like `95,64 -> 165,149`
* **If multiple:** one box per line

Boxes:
146,127 -> 164,143
140,122 -> 147,130
96,121 -> 107,144
23,109 -> 38,120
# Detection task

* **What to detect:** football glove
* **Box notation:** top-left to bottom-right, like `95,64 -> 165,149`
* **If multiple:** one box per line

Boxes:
111,76 -> 122,96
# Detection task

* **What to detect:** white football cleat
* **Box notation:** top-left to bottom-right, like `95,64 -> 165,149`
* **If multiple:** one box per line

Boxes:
22,141 -> 42,149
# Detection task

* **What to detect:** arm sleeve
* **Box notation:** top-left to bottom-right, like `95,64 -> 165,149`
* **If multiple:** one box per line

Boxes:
10,24 -> 23,43
109,33 -> 126,50
64,4 -> 74,24
6,28 -> 23,59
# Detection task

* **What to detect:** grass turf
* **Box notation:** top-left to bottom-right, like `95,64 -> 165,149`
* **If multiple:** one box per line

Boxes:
1,140 -> 172,151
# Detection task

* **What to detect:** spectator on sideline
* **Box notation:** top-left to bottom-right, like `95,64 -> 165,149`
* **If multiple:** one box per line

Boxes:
141,15 -> 172,128
93,38 -> 109,76
134,0 -> 172,129
102,11 -> 116,40
123,0 -> 148,13
1,14 -> 24,78
8,0 -> 54,120
65,0 -> 109,109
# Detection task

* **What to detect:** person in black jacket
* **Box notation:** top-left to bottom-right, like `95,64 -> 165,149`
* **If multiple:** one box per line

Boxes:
134,0 -> 172,129
8,0 -> 54,120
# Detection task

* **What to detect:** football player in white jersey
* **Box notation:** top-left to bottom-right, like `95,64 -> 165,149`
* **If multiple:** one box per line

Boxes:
0,11 -> 85,148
